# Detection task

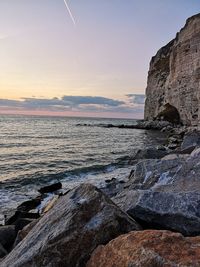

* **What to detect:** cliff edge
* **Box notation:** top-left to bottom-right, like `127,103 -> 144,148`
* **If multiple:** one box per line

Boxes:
144,13 -> 200,126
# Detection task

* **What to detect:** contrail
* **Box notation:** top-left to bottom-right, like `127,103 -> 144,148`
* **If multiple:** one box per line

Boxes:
63,0 -> 76,26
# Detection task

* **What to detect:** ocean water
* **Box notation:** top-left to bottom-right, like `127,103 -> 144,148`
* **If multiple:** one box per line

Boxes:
0,115 -> 167,216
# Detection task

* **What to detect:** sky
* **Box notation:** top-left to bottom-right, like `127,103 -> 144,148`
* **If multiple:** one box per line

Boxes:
0,0 -> 199,118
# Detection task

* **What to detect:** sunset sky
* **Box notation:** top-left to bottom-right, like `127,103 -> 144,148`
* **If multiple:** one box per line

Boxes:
0,0 -> 199,118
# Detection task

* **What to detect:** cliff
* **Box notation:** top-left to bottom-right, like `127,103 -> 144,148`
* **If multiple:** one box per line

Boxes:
144,13 -> 200,126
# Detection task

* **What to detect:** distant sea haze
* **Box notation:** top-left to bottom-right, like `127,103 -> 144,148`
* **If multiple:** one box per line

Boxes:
0,115 -> 166,215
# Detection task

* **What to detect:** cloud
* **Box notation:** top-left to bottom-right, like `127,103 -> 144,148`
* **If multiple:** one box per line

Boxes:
62,96 -> 124,106
0,95 -> 144,118
126,94 -> 145,105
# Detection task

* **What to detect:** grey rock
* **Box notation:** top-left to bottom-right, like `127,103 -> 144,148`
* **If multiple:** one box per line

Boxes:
113,147 -> 200,236
129,147 -> 168,164
181,131 -> 200,150
114,190 -> 200,236
2,183 -> 140,267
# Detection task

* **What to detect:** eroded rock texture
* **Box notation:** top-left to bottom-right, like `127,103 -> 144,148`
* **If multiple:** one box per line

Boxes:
145,13 -> 200,126
1,184 -> 140,267
86,230 -> 200,267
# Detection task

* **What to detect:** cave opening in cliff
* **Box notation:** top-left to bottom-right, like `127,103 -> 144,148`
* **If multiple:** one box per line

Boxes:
156,103 -> 181,124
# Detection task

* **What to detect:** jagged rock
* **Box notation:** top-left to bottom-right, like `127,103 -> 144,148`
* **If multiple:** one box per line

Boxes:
181,130 -> 200,149
2,184 -> 141,267
113,147 -> 200,235
128,155 -> 187,190
0,226 -> 16,252
114,190 -> 200,236
145,13 -> 200,126
86,230 -> 200,267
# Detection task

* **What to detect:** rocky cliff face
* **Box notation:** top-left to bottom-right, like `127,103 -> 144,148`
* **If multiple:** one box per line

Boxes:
145,13 -> 200,126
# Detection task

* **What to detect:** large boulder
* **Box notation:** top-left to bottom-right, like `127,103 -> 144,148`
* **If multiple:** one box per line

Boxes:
181,130 -> 200,150
2,184 -> 140,267
114,190 -> 200,236
113,147 -> 200,235
86,230 -> 200,267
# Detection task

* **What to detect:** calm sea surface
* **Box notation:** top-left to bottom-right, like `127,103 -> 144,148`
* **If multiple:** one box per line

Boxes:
0,115 -> 166,215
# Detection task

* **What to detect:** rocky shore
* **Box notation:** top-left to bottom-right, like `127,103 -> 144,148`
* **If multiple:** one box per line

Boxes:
1,123 -> 200,266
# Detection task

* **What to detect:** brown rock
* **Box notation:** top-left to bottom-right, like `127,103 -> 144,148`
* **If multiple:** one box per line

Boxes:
145,13 -> 200,126
87,230 -> 200,267
1,183 -> 140,267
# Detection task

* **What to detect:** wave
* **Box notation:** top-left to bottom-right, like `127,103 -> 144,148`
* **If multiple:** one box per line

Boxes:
0,155 -> 131,191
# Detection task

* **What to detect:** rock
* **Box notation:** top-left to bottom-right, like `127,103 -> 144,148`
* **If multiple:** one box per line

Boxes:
0,226 -> 16,251
86,230 -> 200,267
181,130 -> 200,149
14,219 -> 39,247
2,184 -> 141,267
14,218 -> 35,233
38,182 -> 62,194
114,190 -> 200,236
0,243 -> 7,258
129,147 -> 168,164
113,148 -> 200,235
6,211 -> 40,225
145,13 -> 200,126
17,197 -> 41,212
128,156 -> 187,190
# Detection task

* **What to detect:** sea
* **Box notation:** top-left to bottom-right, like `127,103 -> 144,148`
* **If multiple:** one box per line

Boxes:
0,115 -> 167,217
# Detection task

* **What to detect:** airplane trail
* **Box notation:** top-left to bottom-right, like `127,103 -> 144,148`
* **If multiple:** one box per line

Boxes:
63,0 -> 76,26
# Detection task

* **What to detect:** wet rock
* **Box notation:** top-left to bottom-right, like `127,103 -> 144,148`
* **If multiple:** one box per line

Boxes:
6,211 -> 40,225
129,147 -> 168,164
86,230 -> 200,267
2,184 -> 141,267
0,226 -> 16,251
38,182 -> 62,194
17,197 -> 41,212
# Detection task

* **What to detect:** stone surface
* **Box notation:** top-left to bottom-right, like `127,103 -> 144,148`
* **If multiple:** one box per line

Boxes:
86,230 -> 200,267
145,13 -> 200,126
14,219 -> 39,247
113,147 -> 200,235
114,190 -> 200,236
181,130 -> 200,149
2,183 -> 140,267
129,147 -> 169,164
0,226 -> 16,251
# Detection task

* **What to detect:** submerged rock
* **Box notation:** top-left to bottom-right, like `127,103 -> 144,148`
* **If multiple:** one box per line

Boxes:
2,183 -> 140,267
86,230 -> 200,267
